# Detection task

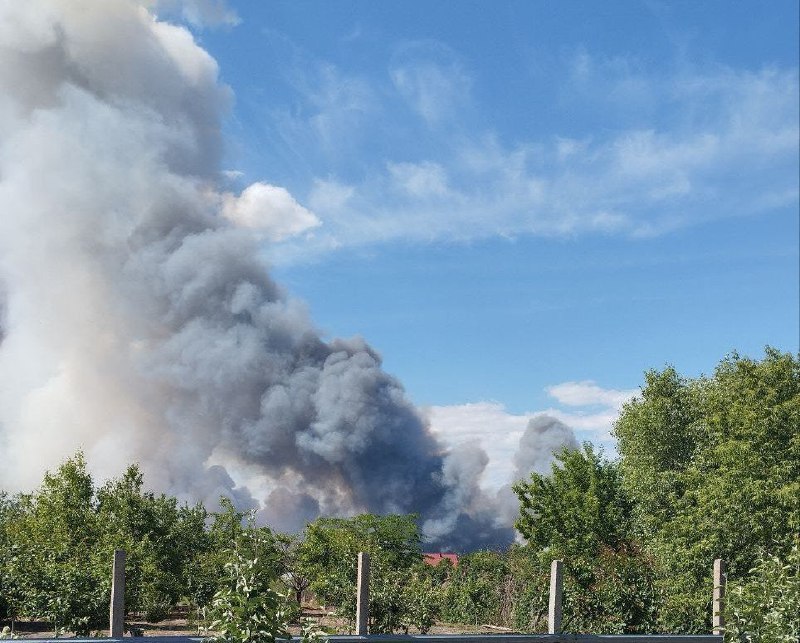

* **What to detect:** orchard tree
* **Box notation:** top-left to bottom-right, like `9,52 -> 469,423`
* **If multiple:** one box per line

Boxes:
298,513 -> 425,632
3,454 -> 108,634
187,498 -> 282,613
275,533 -> 311,606
96,464 -> 208,621
441,550 -> 507,627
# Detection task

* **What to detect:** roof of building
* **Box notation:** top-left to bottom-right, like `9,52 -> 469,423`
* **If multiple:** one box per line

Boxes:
422,552 -> 459,566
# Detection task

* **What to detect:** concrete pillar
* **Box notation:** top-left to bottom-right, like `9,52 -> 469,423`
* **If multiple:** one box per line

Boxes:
548,559 -> 563,634
109,549 -> 126,638
713,558 -> 726,635
355,552 -> 370,635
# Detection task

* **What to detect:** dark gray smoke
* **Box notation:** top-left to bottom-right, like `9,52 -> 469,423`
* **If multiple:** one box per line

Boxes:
0,0 -> 571,550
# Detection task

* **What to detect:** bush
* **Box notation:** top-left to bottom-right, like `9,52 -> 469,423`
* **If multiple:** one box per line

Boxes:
725,543 -> 800,643
206,551 -> 290,643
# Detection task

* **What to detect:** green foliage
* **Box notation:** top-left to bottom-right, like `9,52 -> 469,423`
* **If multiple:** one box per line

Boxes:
725,543 -> 800,643
507,545 -> 549,632
514,444 -> 632,560
401,569 -> 441,633
441,550 -> 507,626
0,453 -> 268,634
0,493 -> 19,622
186,499 -> 284,622
206,551 -> 289,643
1,454 -> 108,634
274,533 -> 310,607
297,513 -> 431,633
614,348 -> 800,632
299,617 -> 329,643
96,464 -> 209,621
511,445 -> 658,633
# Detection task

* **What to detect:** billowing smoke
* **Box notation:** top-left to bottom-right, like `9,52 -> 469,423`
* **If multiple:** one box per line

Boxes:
495,416 -> 578,530
0,0 -> 573,550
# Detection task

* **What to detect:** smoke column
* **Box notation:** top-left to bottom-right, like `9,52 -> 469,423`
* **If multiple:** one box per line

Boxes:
0,0 -> 573,549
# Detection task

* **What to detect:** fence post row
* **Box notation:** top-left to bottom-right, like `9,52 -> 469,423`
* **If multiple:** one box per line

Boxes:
356,551 -> 370,636
105,549 -> 726,639
109,549 -> 126,638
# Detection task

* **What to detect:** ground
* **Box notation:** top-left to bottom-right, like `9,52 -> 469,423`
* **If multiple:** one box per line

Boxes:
6,606 -> 509,638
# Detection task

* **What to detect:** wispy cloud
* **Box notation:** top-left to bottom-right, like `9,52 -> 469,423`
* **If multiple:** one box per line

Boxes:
240,41 -> 798,261
389,41 -> 472,126
151,0 -> 240,28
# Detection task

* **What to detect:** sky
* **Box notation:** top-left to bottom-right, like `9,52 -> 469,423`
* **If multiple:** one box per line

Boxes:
179,0 -> 797,486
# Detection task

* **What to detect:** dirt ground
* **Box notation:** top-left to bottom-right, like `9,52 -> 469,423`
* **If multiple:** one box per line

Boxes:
7,606 -> 512,638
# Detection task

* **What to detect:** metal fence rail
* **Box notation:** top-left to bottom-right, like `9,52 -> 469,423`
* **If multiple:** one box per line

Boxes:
19,636 -> 725,643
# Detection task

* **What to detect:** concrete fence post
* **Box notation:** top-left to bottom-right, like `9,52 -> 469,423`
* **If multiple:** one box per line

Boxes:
109,549 -> 126,638
355,551 -> 370,635
713,558 -> 726,635
548,559 -> 563,634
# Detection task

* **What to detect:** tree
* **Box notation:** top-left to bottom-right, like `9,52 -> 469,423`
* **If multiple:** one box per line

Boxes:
298,514 -> 424,632
206,551 -> 290,643
3,454 -> 108,634
187,498 -> 282,614
514,444 -> 632,560
96,464 -> 209,621
441,550 -> 507,627
275,533 -> 311,606
512,445 -> 657,633
614,348 -> 800,633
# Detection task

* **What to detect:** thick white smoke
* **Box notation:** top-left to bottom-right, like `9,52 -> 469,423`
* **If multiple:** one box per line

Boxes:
0,0 -> 573,549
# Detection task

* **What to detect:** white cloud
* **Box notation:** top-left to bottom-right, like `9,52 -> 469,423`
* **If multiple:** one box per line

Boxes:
309,178 -> 355,213
545,380 -> 637,409
221,182 -> 320,241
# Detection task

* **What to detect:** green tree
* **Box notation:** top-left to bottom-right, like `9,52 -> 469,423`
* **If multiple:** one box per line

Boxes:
0,492 -> 20,623
514,444 -> 632,560
614,348 -> 800,632
3,454 -> 108,634
96,464 -> 208,621
274,533 -> 310,607
512,445 -> 657,633
188,498 -> 282,614
298,513 -> 423,632
441,550 -> 507,627
206,551 -> 290,643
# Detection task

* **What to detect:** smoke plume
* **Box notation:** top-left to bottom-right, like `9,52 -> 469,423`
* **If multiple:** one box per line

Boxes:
494,416 -> 578,530
0,0 -> 573,549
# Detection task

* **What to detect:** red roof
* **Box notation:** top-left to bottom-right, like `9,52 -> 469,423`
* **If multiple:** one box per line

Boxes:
423,552 -> 459,567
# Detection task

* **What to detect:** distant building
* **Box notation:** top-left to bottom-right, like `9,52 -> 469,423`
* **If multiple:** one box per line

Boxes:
423,552 -> 459,567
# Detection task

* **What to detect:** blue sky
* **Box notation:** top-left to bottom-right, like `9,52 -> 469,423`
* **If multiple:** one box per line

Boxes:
185,1 -> 797,476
